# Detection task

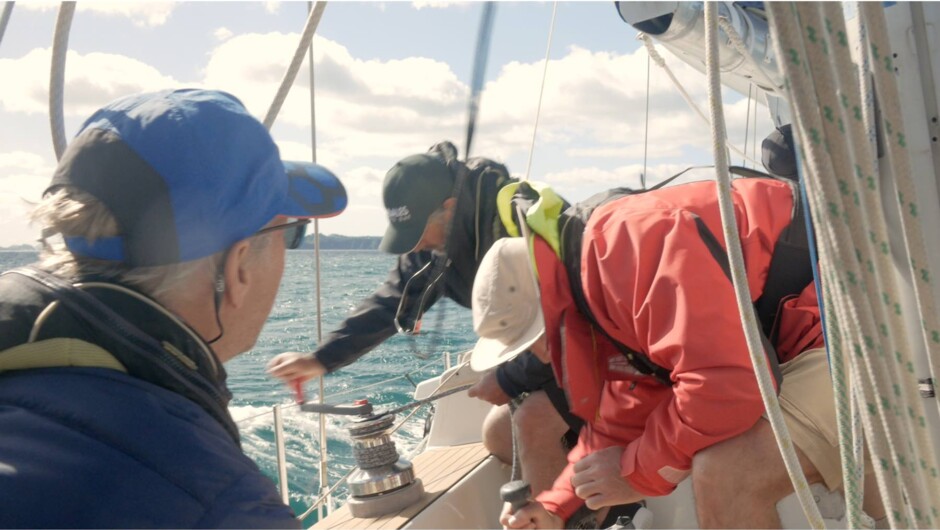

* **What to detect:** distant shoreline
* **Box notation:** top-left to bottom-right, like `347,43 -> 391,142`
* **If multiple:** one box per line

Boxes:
0,234 -> 384,252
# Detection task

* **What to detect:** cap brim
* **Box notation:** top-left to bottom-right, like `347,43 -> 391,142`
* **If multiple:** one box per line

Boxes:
470,305 -> 545,372
281,161 -> 347,218
379,221 -> 424,254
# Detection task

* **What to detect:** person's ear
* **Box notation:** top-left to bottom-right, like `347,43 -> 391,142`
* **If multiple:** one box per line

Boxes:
221,239 -> 253,309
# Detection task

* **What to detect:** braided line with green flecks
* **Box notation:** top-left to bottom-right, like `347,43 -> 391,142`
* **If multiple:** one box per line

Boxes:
769,2 -> 903,526
768,2 -> 940,527
819,2 -> 937,524
859,3 -> 940,523
770,3 -> 913,526
860,0 -> 940,433
704,3 -> 826,528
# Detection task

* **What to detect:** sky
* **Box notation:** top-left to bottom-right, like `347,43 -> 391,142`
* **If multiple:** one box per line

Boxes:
0,1 -> 778,247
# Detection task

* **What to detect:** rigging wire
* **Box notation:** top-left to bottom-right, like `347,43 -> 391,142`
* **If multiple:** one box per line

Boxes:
641,49 -> 651,189
49,1 -> 75,161
464,2 -> 496,161
743,84 -> 752,167
304,0 -> 331,517
639,33 -> 761,168
522,1 -> 558,183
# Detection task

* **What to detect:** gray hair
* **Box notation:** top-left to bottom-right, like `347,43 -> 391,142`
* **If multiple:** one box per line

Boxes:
31,187 -> 269,305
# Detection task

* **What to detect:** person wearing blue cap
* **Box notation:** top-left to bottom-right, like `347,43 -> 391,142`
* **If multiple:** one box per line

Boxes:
0,88 -> 346,527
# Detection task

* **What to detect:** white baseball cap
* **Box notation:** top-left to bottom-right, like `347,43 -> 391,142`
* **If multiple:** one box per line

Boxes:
470,237 -> 545,371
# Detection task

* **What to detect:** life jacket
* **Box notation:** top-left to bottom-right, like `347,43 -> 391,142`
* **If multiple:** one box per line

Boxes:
498,167 -> 814,386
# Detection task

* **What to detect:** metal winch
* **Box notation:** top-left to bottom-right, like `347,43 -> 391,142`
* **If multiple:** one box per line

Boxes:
339,401 -> 425,518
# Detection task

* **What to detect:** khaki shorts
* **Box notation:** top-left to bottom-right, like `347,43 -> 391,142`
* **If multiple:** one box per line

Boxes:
764,347 -> 847,491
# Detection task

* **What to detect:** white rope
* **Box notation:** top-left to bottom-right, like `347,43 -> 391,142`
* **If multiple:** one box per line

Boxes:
262,1 -> 326,130
49,1 -> 75,161
767,2 -> 940,526
702,4 -> 825,527
639,33 -> 762,168
815,3 -> 938,524
522,1 -> 557,183
0,2 -> 14,49
767,4 -> 910,525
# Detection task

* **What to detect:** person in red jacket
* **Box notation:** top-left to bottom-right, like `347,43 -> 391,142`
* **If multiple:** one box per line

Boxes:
470,176 -> 885,528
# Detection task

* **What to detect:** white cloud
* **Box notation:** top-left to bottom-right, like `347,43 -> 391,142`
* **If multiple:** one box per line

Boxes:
214,27 -> 234,42
263,2 -> 281,15
0,48 -> 182,117
17,2 -> 176,27
0,24 -> 780,245
203,32 -> 466,163
412,1 -> 467,10
0,151 -> 56,247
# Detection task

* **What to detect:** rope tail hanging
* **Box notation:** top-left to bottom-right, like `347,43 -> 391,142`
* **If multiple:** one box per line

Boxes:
465,2 -> 496,161
702,4 -> 826,528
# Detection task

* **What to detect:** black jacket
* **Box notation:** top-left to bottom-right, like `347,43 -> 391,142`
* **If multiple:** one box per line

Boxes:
314,143 -> 554,397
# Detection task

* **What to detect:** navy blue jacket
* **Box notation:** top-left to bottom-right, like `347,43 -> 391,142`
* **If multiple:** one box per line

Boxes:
0,269 -> 299,528
0,367 -> 299,528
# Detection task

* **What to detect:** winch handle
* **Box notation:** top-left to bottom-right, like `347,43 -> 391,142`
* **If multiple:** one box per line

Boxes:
500,480 -> 532,514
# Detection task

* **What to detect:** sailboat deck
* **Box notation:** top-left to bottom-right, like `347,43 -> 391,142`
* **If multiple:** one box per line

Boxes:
312,442 -> 490,530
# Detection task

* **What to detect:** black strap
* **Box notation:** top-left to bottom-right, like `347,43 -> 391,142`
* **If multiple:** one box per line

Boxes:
5,267 -> 241,443
693,216 -> 784,388
556,168 -> 802,387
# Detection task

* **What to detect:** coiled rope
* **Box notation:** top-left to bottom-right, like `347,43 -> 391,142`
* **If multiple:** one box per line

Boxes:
767,2 -> 940,527
702,4 -> 825,527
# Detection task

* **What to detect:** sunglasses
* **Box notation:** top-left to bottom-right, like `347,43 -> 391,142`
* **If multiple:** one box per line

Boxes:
254,218 -> 310,249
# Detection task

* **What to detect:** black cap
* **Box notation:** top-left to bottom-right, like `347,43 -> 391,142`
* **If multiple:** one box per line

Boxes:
762,123 -> 798,181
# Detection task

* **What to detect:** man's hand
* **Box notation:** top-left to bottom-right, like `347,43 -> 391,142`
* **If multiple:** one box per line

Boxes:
266,352 -> 327,383
571,446 -> 644,510
467,370 -> 511,405
500,500 -> 563,529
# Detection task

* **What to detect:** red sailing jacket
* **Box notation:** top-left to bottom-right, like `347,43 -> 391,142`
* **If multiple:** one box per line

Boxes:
532,178 -> 824,520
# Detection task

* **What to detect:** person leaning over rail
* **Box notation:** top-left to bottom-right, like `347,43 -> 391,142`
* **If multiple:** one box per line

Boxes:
0,89 -> 346,528
266,140 -> 581,495
471,180 -> 886,528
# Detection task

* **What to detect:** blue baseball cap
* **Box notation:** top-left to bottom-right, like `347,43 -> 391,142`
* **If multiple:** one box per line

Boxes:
45,88 -> 347,266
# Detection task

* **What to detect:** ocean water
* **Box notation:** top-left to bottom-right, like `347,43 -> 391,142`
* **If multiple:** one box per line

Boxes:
0,250 -> 477,522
